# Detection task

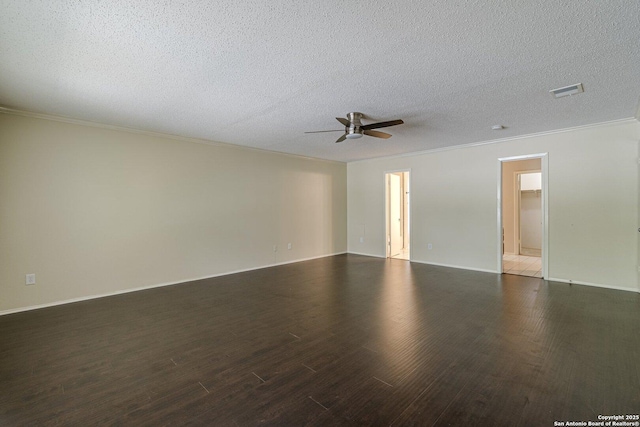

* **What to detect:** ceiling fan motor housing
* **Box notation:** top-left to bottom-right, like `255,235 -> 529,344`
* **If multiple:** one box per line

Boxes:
345,112 -> 364,138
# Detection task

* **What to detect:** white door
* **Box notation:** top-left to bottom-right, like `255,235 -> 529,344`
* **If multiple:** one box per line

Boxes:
389,174 -> 402,257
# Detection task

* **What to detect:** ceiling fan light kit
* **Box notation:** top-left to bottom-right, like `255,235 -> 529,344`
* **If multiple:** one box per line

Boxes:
305,112 -> 404,143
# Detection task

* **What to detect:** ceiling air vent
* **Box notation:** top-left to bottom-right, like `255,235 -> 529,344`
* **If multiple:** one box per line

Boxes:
549,83 -> 584,98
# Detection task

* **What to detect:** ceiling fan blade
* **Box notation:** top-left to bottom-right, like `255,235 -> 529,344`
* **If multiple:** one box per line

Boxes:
363,129 -> 392,139
336,117 -> 351,127
304,129 -> 344,133
361,119 -> 404,130
335,134 -> 347,143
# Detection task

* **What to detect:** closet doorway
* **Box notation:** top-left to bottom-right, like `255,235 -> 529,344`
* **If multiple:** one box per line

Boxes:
385,171 -> 410,260
517,171 -> 542,257
498,155 -> 548,278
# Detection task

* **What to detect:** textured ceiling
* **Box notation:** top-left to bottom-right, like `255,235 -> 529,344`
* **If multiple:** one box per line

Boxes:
1,1 -> 639,162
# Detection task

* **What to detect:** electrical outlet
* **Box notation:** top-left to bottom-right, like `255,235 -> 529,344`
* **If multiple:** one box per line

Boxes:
287,243 -> 292,250
359,237 -> 364,243
428,243 -> 433,250
26,274 -> 36,285
273,245 -> 277,252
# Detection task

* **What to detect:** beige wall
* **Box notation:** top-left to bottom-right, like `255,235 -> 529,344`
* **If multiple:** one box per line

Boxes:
348,120 -> 640,292
0,113 -> 347,313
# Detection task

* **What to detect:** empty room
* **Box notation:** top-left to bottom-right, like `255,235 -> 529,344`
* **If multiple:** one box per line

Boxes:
1,1 -> 639,425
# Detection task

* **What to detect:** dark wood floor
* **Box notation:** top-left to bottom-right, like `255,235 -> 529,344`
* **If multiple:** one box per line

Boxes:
1,254 -> 639,426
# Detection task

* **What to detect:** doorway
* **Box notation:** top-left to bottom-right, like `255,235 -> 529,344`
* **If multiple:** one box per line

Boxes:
385,171 -> 410,260
498,155 -> 548,278
517,171 -> 542,257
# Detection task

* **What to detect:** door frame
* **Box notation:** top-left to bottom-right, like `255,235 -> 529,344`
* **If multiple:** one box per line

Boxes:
497,154 -> 548,277
383,169 -> 412,260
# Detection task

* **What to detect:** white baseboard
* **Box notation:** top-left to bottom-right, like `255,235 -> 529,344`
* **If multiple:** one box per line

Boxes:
410,259 -> 498,274
348,253 -> 498,274
520,248 -> 542,257
546,277 -> 639,294
6,252 -> 635,316
395,259 -> 639,294
347,251 -> 386,258
0,251 -> 347,316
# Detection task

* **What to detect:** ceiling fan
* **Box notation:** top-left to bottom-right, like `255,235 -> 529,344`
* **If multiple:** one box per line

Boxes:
305,112 -> 404,143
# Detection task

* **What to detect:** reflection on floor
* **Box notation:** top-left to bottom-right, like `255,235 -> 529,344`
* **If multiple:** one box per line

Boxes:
391,248 -> 410,260
503,254 -> 542,278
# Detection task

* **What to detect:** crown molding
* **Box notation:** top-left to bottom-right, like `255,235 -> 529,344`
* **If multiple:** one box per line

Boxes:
0,105 -> 346,165
348,117 -> 638,164
2,105 -> 636,165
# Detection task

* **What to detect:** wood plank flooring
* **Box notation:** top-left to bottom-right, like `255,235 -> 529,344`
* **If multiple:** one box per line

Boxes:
1,254 -> 639,426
